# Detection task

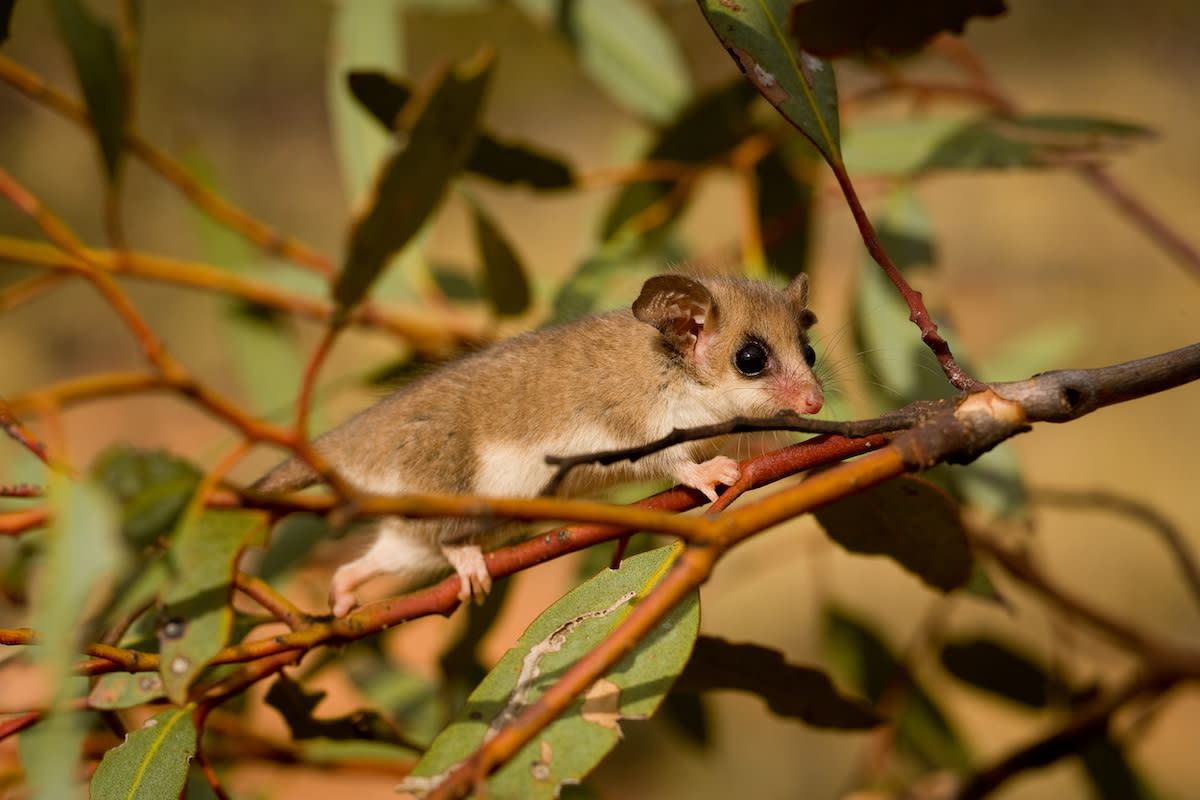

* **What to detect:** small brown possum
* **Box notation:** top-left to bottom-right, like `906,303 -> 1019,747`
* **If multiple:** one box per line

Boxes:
254,273 -> 823,616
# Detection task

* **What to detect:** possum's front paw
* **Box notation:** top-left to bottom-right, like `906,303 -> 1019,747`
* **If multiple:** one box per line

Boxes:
442,543 -> 491,605
329,567 -> 361,617
676,456 -> 741,502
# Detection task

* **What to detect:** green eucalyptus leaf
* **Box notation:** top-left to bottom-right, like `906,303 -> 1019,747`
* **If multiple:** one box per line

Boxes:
756,147 -> 816,280
49,0 -> 128,180
348,70 -> 575,190
1080,737 -> 1162,800
468,197 -> 531,317
336,49 -> 495,311
327,0 -> 404,207
922,114 -> 1154,171
24,476 -> 125,800
676,637 -> 880,729
600,79 -> 758,242
466,134 -> 575,190
513,0 -> 691,123
158,509 -> 267,703
92,447 -> 202,549
788,0 -> 1006,59
265,672 -> 409,745
91,707 -> 198,800
814,476 -> 973,592
825,608 -> 972,771
698,0 -> 841,163
940,637 -> 1073,709
404,544 -> 699,798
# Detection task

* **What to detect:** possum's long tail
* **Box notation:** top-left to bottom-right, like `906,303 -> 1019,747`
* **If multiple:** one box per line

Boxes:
251,457 -> 320,493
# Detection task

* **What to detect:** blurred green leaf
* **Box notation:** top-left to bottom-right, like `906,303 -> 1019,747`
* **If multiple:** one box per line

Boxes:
825,608 -> 972,771
336,49 -> 495,311
815,476 -> 973,592
91,446 -> 202,548
158,509 -> 266,703
265,672 -> 409,745
659,690 -> 711,747
24,476 -> 125,800
698,0 -> 840,162
1,1 -> 15,44
876,183 -> 936,273
91,707 -> 198,800
600,79 -> 758,242
429,264 -> 483,302
841,117 -> 966,176
1080,737 -> 1163,800
513,0 -> 692,123
89,671 -> 166,710
257,512 -> 330,582
347,69 -> 413,131
788,0 -> 1006,58
468,196 -> 531,317
756,147 -> 816,279
922,114 -> 1155,171
548,238 -> 654,325
349,70 -> 576,190
676,637 -> 881,729
466,133 -> 576,190
182,149 -> 310,419
940,637 -> 1074,709
50,0 -> 128,180
404,544 -> 699,798
327,0 -> 403,207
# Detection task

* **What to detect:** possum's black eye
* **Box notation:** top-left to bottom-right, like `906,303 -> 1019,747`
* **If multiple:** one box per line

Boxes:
802,342 -> 816,367
734,341 -> 769,376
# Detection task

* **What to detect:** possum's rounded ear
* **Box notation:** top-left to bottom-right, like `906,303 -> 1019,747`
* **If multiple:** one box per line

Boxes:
633,274 -> 715,353
785,273 -> 818,328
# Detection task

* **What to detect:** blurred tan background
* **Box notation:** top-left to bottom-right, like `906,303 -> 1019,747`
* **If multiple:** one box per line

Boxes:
1,1 -> 1199,798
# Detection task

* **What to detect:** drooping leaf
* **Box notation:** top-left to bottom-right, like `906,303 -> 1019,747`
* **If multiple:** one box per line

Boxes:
698,0 -> 841,163
23,476 -> 125,800
347,69 -> 413,131
600,79 -> 759,242
158,509 -> 267,703
676,637 -> 881,729
756,147 -> 816,280
428,264 -> 483,302
403,544 -> 700,798
91,446 -> 202,548
91,707 -> 198,800
349,70 -> 575,189
659,690 -> 711,747
513,0 -> 692,123
468,196 -> 531,317
1080,737 -> 1163,800
49,0 -> 128,180
327,0 -> 404,207
1,0 -> 15,44
336,48 -> 495,311
466,133 -> 575,190
824,608 -> 972,771
922,114 -> 1155,171
265,673 -> 409,745
789,0 -> 1007,58
940,637 -> 1080,709
814,476 -> 974,593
